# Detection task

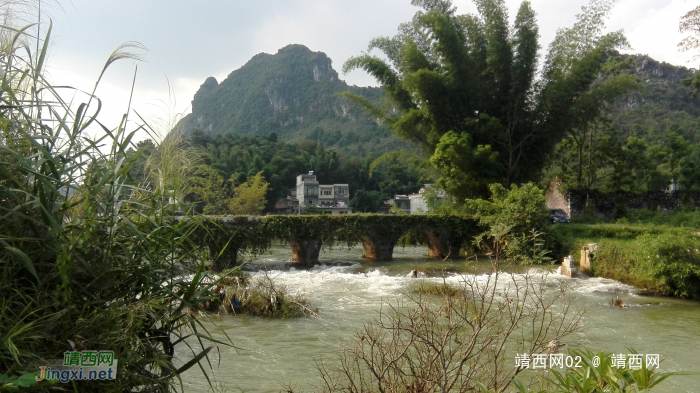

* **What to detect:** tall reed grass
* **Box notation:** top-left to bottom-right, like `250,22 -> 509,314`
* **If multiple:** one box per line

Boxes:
0,13 -> 228,392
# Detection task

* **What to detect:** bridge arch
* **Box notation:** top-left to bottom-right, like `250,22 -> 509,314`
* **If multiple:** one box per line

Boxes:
196,215 -> 481,271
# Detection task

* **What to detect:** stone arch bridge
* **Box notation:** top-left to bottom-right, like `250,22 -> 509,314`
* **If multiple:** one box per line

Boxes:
192,215 -> 481,272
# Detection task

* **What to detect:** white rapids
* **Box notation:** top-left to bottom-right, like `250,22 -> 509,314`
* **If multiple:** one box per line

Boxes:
178,245 -> 700,393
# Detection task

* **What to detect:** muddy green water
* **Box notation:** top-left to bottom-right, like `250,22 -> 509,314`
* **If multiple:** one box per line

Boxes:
179,245 -> 700,392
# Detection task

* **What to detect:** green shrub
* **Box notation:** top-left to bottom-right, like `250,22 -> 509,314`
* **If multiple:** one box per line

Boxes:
467,183 -> 552,263
208,271 -> 316,318
414,282 -> 465,297
590,240 -> 666,294
616,208 -> 700,228
550,223 -> 700,297
550,224 -> 661,241
574,207 -> 700,228
634,232 -> 700,299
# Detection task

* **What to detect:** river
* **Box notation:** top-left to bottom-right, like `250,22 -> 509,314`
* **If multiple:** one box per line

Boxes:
179,245 -> 700,393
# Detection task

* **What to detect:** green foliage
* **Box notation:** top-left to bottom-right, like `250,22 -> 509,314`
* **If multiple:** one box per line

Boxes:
229,289 -> 309,318
189,131 -> 308,205
228,171 -> 269,215
350,190 -> 386,213
682,73 -> 700,97
414,282 -> 464,297
206,271 -> 314,318
0,372 -> 57,391
551,224 -> 670,241
143,131 -> 201,205
188,167 -> 269,215
195,215 -> 481,265
550,223 -> 700,296
300,205 -> 327,215
634,232 -> 700,299
0,20 -> 226,391
195,217 -> 271,272
190,164 -> 231,214
177,45 -> 407,156
615,208 -> 700,227
431,131 -> 500,199
344,0 -> 634,198
545,52 -> 700,193
188,132 -> 431,212
589,239 -> 664,294
388,203 -> 408,215
467,183 -> 551,263
369,150 -> 431,197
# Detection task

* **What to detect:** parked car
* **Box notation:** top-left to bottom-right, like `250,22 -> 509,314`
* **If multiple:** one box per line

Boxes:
548,208 -> 570,224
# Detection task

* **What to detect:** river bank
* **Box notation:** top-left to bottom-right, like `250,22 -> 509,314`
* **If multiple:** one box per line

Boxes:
550,223 -> 700,299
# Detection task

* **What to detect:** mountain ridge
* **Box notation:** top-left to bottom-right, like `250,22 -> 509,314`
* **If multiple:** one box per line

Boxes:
177,44 -> 408,155
177,45 -> 700,158
608,53 -> 700,147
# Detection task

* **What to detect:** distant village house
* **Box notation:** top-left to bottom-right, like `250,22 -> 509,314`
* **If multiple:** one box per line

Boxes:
380,184 -> 445,214
291,171 -> 351,215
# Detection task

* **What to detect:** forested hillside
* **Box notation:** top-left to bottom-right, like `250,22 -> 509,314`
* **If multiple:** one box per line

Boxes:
185,131 -> 429,212
545,54 -> 700,192
177,44 -> 410,156
612,54 -> 700,136
176,29 -> 700,213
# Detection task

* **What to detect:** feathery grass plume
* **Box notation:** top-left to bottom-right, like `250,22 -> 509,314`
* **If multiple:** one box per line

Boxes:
142,124 -> 201,211
138,84 -> 201,211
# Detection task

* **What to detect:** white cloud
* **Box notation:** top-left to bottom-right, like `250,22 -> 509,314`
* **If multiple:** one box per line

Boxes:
611,0 -> 697,68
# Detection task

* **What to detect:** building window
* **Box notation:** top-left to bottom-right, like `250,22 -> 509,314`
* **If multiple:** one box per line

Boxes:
337,187 -> 345,195
323,190 -> 331,196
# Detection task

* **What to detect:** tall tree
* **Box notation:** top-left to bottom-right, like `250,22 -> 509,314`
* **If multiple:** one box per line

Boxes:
556,57 -> 641,188
227,171 -> 269,215
190,165 -> 230,215
342,0 -> 636,200
678,5 -> 700,58
679,5 -> 700,96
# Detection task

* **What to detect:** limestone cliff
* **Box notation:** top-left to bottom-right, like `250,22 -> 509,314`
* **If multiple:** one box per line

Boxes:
611,54 -> 700,140
176,45 -> 407,155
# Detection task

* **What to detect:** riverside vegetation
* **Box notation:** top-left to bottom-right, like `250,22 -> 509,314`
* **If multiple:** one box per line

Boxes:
0,21 -> 229,393
550,211 -> 700,299
0,8 -> 307,393
1,0 -> 698,392
171,0 -> 700,217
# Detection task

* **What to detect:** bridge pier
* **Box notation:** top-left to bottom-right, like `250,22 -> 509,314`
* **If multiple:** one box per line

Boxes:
288,238 -> 322,263
424,229 -> 462,259
360,237 -> 397,260
208,245 -> 240,273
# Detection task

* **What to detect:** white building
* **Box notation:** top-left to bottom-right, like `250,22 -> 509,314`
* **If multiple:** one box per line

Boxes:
295,172 -> 351,215
408,184 -> 445,214
380,195 -> 411,214
295,172 -> 319,206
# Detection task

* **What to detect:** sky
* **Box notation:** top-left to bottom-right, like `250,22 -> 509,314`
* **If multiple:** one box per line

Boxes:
35,0 -> 699,140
